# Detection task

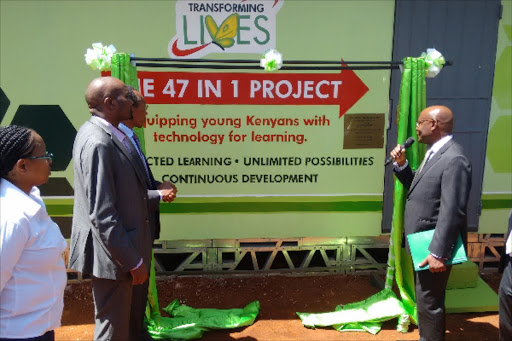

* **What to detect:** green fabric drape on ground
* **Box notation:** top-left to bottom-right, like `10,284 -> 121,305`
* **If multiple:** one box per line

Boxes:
144,254 -> 260,340
110,53 -> 146,151
297,288 -> 406,333
297,57 -> 428,333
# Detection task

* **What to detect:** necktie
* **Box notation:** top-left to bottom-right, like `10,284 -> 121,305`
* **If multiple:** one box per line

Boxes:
132,134 -> 144,159
128,134 -> 151,181
416,149 -> 433,175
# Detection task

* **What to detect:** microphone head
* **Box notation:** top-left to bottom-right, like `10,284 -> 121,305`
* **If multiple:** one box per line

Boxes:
403,137 -> 415,148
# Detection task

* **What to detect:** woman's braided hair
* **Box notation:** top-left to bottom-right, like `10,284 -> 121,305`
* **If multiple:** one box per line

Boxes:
0,125 -> 35,178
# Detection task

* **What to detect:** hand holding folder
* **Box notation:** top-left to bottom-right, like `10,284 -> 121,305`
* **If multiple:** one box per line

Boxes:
407,229 -> 467,271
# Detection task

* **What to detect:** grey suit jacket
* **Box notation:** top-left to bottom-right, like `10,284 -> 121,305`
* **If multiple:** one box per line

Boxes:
145,161 -> 162,241
69,116 -> 157,280
119,125 -> 162,241
395,139 -> 472,259
129,143 -> 162,241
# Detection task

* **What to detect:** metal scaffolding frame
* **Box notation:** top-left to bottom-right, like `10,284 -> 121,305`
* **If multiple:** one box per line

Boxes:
64,233 -> 503,282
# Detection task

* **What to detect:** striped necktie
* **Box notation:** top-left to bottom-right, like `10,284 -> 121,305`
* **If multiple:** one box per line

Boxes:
132,135 -> 151,180
416,149 -> 433,175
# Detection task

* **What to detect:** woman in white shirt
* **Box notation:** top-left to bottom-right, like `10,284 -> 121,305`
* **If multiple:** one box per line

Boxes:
0,125 -> 67,341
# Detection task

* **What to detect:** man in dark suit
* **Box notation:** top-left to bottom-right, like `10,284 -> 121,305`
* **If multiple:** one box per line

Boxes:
69,77 -> 174,340
499,210 -> 512,341
390,105 -> 472,341
119,88 -> 177,241
118,89 -> 177,339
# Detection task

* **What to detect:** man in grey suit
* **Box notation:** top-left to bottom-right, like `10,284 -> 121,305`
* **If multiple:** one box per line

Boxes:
390,105 -> 472,341
69,77 -> 174,340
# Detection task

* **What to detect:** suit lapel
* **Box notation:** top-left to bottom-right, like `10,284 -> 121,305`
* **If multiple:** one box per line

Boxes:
409,139 -> 455,194
89,117 -> 148,186
128,135 -> 153,188
132,149 -> 152,188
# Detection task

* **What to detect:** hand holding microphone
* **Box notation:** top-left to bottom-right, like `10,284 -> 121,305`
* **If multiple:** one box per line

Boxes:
385,137 -> 415,166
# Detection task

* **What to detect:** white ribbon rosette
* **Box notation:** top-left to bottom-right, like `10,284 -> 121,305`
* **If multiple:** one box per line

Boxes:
260,49 -> 283,72
84,43 -> 117,71
421,48 -> 446,78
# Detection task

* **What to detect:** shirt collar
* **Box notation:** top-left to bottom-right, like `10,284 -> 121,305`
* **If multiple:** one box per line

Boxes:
118,122 -> 134,138
0,178 -> 43,217
429,135 -> 452,155
93,115 -> 128,142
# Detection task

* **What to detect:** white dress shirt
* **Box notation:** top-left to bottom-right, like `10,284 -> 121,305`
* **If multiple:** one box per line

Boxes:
0,178 -> 67,338
506,231 -> 512,256
427,134 -> 453,158
394,135 -> 453,171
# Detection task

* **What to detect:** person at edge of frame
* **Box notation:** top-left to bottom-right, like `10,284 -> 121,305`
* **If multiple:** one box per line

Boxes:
499,210 -> 512,341
0,125 -> 67,341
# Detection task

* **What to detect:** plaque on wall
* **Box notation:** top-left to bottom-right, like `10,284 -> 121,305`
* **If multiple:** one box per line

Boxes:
343,113 -> 385,149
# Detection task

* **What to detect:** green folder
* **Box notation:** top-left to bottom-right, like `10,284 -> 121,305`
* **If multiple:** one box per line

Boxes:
407,229 -> 467,271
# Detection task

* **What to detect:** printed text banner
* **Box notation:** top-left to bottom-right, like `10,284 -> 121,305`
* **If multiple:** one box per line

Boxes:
139,71 -> 383,197
137,70 -> 368,117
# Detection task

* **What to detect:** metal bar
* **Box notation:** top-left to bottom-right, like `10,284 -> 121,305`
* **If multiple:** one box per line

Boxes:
355,247 -> 379,265
135,62 -> 400,71
319,250 -> 331,266
250,251 -> 259,270
174,251 -> 200,271
232,251 -> 247,271
300,250 -> 316,268
282,250 -> 295,269
263,249 -> 279,270
153,256 -> 164,272
132,57 -> 405,65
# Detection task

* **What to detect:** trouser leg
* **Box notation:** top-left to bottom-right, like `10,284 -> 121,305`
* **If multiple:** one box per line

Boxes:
91,276 -> 132,341
415,266 -> 451,341
130,277 -> 152,341
500,257 -> 512,341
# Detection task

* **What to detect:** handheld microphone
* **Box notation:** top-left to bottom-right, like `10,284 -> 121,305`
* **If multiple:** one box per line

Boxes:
384,137 -> 415,166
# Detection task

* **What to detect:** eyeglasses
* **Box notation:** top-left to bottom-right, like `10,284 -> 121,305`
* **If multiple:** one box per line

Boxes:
416,119 -> 434,128
145,104 -> 149,111
25,151 -> 53,161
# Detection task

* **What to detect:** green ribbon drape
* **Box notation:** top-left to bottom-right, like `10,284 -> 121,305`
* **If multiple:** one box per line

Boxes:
110,53 -> 146,151
387,57 -> 427,324
111,52 -> 162,334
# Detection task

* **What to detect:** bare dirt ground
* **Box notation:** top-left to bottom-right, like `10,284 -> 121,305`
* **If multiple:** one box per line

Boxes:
56,272 -> 502,341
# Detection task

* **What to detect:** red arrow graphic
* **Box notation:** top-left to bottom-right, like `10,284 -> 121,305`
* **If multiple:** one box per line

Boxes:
132,69 -> 368,118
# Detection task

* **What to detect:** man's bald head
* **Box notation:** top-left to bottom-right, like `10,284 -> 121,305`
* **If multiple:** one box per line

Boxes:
84,77 -> 134,125
425,105 -> 454,134
85,77 -> 126,109
416,105 -> 455,145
